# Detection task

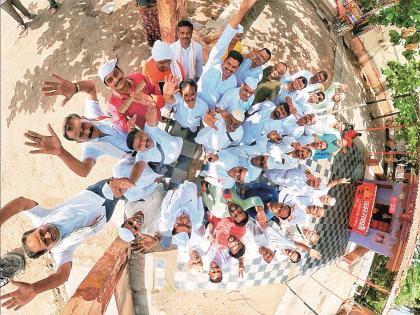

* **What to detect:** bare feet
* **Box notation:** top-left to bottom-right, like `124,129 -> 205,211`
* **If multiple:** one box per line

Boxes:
48,6 -> 58,14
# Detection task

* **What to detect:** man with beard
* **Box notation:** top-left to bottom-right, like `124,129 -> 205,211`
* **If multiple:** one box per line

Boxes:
0,178 -> 128,310
197,0 -> 257,108
273,76 -> 308,104
171,20 -> 203,81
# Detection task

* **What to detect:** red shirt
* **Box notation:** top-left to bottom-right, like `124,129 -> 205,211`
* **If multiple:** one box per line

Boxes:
208,214 -> 246,249
108,73 -> 161,132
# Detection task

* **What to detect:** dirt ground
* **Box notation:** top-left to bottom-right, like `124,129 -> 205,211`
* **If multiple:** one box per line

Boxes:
1,0 -> 365,314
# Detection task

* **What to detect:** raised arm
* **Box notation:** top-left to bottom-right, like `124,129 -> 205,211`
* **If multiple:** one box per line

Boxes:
229,0 -> 257,29
24,124 -> 96,177
0,262 -> 72,311
0,197 -> 37,226
42,74 -> 97,106
293,241 -> 321,260
327,177 -> 351,189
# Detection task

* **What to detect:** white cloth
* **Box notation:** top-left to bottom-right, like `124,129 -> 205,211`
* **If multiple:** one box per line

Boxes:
158,181 -> 204,236
273,77 -> 300,105
202,245 -> 233,272
170,94 -> 208,132
195,113 -> 243,153
287,70 -> 322,95
216,87 -> 254,112
234,58 -> 264,86
266,145 -> 303,170
171,40 -> 203,80
135,122 -> 183,164
197,24 -> 239,108
24,190 -> 107,269
124,184 -> 165,235
305,114 -> 340,138
81,98 -> 132,161
278,193 -> 313,225
102,158 -> 161,202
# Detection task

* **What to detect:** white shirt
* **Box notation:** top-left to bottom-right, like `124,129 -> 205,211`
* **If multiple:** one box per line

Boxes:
287,70 -> 322,95
305,114 -> 340,138
170,94 -> 208,132
202,246 -> 233,272
102,158 -> 161,202
81,98 -> 132,161
170,40 -> 203,79
279,193 -> 313,225
124,184 -> 165,235
216,87 -> 254,112
135,122 -> 183,164
195,113 -> 243,153
158,181 -> 204,236
198,24 -> 240,108
234,58 -> 264,86
24,190 -> 107,269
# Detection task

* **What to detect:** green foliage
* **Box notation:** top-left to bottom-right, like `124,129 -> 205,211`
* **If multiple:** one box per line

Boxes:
382,60 -> 420,157
367,0 -> 420,60
354,254 -> 396,313
394,254 -> 420,312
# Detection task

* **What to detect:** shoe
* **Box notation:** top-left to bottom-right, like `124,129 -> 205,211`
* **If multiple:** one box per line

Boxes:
27,13 -> 36,19
18,23 -> 27,31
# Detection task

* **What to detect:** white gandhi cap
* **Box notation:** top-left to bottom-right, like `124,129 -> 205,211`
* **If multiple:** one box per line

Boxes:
98,58 -> 118,83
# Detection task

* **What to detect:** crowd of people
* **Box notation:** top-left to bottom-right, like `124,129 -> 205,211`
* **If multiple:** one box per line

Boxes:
0,0 -> 361,310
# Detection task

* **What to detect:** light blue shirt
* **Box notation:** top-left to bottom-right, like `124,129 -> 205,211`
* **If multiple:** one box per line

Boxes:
198,24 -> 239,108
216,87 -> 254,112
234,58 -> 264,85
172,94 -> 208,132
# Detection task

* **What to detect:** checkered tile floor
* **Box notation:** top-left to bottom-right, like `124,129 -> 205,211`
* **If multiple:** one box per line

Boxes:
153,118 -> 365,290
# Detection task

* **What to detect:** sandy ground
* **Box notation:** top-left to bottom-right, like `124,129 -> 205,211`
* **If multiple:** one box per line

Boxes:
1,0 -> 379,314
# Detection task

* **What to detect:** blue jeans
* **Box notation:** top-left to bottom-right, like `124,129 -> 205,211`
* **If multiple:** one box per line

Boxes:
86,179 -> 119,222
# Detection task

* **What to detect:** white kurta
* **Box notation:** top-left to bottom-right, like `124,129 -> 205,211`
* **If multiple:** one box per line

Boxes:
216,87 -> 254,112
195,113 -> 243,153
197,24 -> 239,108
234,58 -> 264,86
135,122 -> 183,164
170,93 -> 208,132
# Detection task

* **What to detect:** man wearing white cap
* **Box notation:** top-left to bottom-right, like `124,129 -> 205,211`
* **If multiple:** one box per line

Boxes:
278,192 -> 325,225
234,48 -> 271,85
170,20 -> 203,81
197,0 -> 257,108
216,76 -> 258,112
266,144 -> 314,170
195,108 -> 245,153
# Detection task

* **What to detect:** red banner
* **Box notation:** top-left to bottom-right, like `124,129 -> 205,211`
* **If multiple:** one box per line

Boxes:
349,183 -> 377,235
389,196 -> 398,214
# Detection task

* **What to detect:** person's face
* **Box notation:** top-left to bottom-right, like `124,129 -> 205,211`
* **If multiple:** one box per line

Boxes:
132,131 -> 155,152
272,104 -> 288,120
23,224 -> 60,253
312,140 -> 327,150
252,50 -> 270,67
270,202 -> 290,219
308,92 -> 325,103
104,67 -> 128,92
227,235 -> 243,255
239,83 -> 255,101
267,130 -> 282,143
293,147 -> 310,160
292,78 -> 305,90
285,249 -> 300,263
320,195 -> 333,205
122,211 -> 144,235
156,59 -> 172,72
222,57 -> 240,78
302,228 -> 316,240
306,177 -> 321,189
336,139 -> 348,148
228,202 -> 247,224
174,213 -> 192,234
269,63 -> 287,79
314,72 -> 326,83
177,26 -> 192,46
251,155 -> 268,169
307,205 -> 324,218
259,246 -> 274,263
209,261 -> 222,282
332,93 -> 342,102
228,167 -> 247,183
297,113 -> 316,126
190,250 -> 203,269
225,113 -> 242,132
181,84 -> 197,106
65,117 -> 100,142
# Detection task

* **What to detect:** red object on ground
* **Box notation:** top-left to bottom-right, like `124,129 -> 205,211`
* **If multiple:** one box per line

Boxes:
389,196 -> 398,214
349,183 -> 377,235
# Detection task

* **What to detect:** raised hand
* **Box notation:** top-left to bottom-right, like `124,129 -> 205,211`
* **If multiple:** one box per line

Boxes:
126,114 -> 138,131
24,124 -> 63,156
109,178 -> 136,189
308,249 -> 322,260
131,90 -> 156,109
256,207 -> 268,229
338,177 -> 351,185
132,234 -> 159,253
162,74 -> 180,97
0,280 -> 37,311
42,74 -> 77,107
203,110 -> 218,130
238,261 -> 245,278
